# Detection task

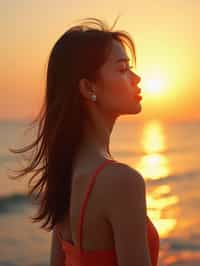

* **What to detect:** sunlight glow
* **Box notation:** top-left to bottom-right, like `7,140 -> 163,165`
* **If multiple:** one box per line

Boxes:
136,120 -> 170,180
142,120 -> 166,154
146,77 -> 164,94
135,120 -> 179,237
147,186 -> 179,237
141,70 -> 168,98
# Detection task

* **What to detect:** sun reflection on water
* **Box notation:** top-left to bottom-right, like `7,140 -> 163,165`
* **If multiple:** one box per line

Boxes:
135,120 -> 180,238
147,185 -> 178,237
138,154 -> 169,180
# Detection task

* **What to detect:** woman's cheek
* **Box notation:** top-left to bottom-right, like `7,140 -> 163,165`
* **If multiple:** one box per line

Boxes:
114,74 -> 127,91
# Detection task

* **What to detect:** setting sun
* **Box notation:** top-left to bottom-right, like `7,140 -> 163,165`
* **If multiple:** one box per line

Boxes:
142,72 -> 167,97
146,77 -> 164,94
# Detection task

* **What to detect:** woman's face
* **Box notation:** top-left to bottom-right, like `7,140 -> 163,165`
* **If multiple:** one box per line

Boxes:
96,39 -> 142,117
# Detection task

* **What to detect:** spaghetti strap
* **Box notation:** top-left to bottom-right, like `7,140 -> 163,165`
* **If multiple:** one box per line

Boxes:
55,226 -> 62,242
77,158 -> 116,250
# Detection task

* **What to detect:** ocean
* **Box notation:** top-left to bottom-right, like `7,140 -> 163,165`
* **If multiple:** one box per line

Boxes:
0,118 -> 200,266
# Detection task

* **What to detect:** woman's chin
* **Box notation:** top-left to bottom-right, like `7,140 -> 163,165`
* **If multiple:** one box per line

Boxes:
131,103 -> 142,114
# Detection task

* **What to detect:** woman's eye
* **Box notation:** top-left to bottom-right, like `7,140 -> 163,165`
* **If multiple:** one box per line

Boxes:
119,65 -> 133,73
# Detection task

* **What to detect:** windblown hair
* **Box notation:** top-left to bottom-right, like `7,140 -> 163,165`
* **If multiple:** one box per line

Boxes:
8,16 -> 137,231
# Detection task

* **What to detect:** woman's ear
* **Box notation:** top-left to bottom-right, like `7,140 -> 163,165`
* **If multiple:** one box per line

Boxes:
79,78 -> 96,101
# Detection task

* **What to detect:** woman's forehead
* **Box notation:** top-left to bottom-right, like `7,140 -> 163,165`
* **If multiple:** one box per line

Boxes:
108,39 -> 128,63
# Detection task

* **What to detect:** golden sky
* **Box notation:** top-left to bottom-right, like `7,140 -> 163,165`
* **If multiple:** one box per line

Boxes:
1,0 -> 200,122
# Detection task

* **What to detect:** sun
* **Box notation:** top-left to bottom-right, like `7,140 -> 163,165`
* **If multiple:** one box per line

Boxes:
141,72 -> 168,98
146,78 -> 164,94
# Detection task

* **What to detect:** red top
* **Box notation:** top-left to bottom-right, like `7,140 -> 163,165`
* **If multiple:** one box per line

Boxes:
55,159 -> 160,266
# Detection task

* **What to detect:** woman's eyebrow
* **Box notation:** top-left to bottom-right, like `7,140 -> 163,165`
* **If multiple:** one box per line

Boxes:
115,58 -> 130,63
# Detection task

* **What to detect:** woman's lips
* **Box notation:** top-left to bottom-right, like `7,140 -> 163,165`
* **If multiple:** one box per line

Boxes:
134,87 -> 142,101
134,94 -> 142,101
133,87 -> 142,101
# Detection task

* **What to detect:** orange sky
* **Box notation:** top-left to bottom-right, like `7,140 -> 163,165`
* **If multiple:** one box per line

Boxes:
1,1 -> 200,122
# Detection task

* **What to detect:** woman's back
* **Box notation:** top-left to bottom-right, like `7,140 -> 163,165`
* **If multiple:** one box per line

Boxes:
56,157 -> 117,251
52,158 -> 160,266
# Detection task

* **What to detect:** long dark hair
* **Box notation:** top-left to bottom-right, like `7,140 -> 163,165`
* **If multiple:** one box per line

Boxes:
8,16 -> 137,231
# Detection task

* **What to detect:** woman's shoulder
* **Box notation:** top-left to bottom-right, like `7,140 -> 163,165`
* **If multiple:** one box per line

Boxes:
99,160 -> 150,266
99,160 -> 146,204
101,160 -> 145,188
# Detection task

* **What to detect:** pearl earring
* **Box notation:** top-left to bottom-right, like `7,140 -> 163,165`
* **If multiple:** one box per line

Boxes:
91,94 -> 97,102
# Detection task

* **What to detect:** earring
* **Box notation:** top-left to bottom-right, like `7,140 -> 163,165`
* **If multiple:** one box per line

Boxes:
91,94 -> 97,102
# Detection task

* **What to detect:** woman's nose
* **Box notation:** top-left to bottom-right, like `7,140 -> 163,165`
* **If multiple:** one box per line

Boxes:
134,73 -> 141,84
130,71 -> 141,85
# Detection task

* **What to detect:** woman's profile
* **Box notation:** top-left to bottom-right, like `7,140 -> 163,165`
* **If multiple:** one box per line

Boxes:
9,16 -> 160,266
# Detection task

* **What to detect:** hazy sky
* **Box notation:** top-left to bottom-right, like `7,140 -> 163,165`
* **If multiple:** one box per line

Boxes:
1,0 -> 200,121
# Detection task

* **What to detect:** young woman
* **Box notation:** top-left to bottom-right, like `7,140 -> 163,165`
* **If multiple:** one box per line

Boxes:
10,17 -> 159,266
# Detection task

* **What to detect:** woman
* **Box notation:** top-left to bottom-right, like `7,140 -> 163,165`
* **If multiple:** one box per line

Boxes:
9,17 -> 159,266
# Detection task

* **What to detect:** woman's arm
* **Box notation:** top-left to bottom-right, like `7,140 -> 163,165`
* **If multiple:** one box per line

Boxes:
102,163 -> 152,266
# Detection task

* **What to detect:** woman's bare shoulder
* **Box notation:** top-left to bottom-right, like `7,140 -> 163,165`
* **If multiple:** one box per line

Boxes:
99,160 -> 146,210
100,160 -> 145,189
99,161 -> 150,266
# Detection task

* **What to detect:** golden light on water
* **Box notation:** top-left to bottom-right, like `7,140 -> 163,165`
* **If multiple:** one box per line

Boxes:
138,154 -> 169,180
146,185 -> 179,237
138,120 -> 170,179
141,120 -> 166,153
135,120 -> 180,237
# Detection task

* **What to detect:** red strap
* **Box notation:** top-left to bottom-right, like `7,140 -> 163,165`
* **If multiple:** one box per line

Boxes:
77,159 -> 115,249
54,225 -> 62,242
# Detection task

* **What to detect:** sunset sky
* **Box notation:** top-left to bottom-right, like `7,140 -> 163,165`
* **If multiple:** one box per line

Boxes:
1,0 -> 200,122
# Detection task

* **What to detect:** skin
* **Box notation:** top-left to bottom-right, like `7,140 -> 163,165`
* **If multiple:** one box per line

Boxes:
78,38 -> 142,162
